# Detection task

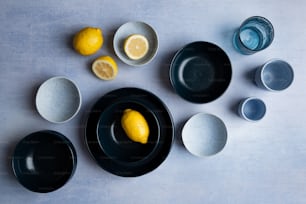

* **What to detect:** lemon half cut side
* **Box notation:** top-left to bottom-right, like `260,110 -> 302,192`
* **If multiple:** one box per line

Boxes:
123,34 -> 149,60
92,56 -> 118,80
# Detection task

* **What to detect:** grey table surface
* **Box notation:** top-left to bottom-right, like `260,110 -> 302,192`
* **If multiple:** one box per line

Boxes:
1,0 -> 306,203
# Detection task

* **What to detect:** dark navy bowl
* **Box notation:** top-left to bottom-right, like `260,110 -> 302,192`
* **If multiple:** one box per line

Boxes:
170,41 -> 232,103
11,130 -> 77,193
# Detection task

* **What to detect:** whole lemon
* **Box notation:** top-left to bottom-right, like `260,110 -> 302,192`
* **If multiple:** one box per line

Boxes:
73,27 -> 103,56
121,109 -> 150,144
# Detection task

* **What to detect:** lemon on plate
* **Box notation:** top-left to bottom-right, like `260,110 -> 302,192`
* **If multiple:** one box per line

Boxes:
92,56 -> 118,80
121,109 -> 150,144
73,27 -> 103,56
123,34 -> 149,60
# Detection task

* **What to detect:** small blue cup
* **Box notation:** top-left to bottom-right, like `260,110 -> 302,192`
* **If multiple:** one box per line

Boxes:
255,59 -> 294,91
238,97 -> 266,122
233,16 -> 274,55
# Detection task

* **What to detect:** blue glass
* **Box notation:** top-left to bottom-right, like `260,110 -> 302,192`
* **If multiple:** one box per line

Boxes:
233,16 -> 274,55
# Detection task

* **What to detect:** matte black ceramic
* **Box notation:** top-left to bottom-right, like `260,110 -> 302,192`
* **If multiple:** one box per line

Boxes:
85,88 -> 174,177
12,130 -> 77,193
170,41 -> 232,103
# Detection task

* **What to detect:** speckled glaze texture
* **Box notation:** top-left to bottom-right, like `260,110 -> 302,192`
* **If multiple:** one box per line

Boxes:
36,76 -> 81,123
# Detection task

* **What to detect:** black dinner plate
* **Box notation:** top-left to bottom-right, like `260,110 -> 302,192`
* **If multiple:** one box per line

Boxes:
170,41 -> 232,103
11,130 -> 77,193
85,88 -> 174,177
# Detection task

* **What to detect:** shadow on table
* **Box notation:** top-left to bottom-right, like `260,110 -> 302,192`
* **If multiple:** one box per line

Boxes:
76,102 -> 100,168
3,136 -> 24,185
173,118 -> 186,150
157,50 -> 177,93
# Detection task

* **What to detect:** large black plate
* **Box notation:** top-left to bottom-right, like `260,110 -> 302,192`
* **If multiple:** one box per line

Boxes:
85,88 -> 174,177
170,41 -> 232,103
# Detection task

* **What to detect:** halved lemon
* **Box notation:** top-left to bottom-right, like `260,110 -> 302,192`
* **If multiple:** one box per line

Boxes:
92,56 -> 118,80
123,34 -> 149,60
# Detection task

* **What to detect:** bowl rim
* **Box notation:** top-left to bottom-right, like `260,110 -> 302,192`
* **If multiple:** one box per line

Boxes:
169,41 -> 232,103
181,113 -> 228,157
11,130 -> 77,193
95,100 -> 162,164
113,21 -> 159,66
84,87 -> 174,177
35,76 -> 82,123
260,58 -> 294,91
239,97 -> 266,122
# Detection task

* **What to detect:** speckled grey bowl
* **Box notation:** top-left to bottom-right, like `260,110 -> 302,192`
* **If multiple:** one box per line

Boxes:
35,76 -> 82,123
113,21 -> 158,66
182,113 -> 227,157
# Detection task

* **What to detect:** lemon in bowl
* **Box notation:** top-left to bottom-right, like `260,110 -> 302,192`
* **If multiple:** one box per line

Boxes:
113,21 -> 158,66
121,108 -> 150,144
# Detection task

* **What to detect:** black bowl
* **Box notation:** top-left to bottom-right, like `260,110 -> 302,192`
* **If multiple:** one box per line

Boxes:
170,41 -> 232,103
11,130 -> 77,193
85,88 -> 174,177
97,101 -> 160,163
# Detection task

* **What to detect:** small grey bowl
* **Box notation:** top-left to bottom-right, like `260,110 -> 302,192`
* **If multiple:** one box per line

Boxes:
113,21 -> 158,66
35,76 -> 82,123
182,113 -> 227,157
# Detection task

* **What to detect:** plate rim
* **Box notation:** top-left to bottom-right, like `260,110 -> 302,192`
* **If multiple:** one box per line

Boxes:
85,87 -> 174,177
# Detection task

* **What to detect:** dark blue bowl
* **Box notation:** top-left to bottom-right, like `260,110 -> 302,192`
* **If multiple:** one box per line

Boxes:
170,41 -> 232,103
11,130 -> 77,193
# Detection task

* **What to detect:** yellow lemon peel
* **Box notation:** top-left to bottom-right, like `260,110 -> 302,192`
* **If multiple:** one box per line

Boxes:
121,109 -> 150,144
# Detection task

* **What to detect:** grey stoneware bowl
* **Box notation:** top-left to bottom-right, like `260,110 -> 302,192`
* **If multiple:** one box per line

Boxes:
113,21 -> 158,66
182,113 -> 227,157
11,130 -> 77,193
35,76 -> 82,123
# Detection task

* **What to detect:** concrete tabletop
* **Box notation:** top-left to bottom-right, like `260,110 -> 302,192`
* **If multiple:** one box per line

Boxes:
1,0 -> 306,203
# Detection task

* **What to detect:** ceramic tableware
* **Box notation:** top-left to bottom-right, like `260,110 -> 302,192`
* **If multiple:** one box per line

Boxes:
113,21 -> 158,66
85,87 -> 174,177
238,97 -> 266,122
255,59 -> 294,91
182,113 -> 227,157
170,41 -> 232,103
35,76 -> 82,123
11,130 -> 77,193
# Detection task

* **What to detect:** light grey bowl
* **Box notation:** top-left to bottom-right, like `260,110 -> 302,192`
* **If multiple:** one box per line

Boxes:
113,21 -> 158,66
35,76 -> 82,123
182,113 -> 227,157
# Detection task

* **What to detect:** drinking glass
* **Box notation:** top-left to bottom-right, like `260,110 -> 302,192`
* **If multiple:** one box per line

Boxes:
233,16 -> 274,55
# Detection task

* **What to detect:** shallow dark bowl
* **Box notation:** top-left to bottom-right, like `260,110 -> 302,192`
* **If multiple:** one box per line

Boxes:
97,101 -> 160,164
12,130 -> 77,193
85,87 -> 174,177
170,41 -> 232,103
